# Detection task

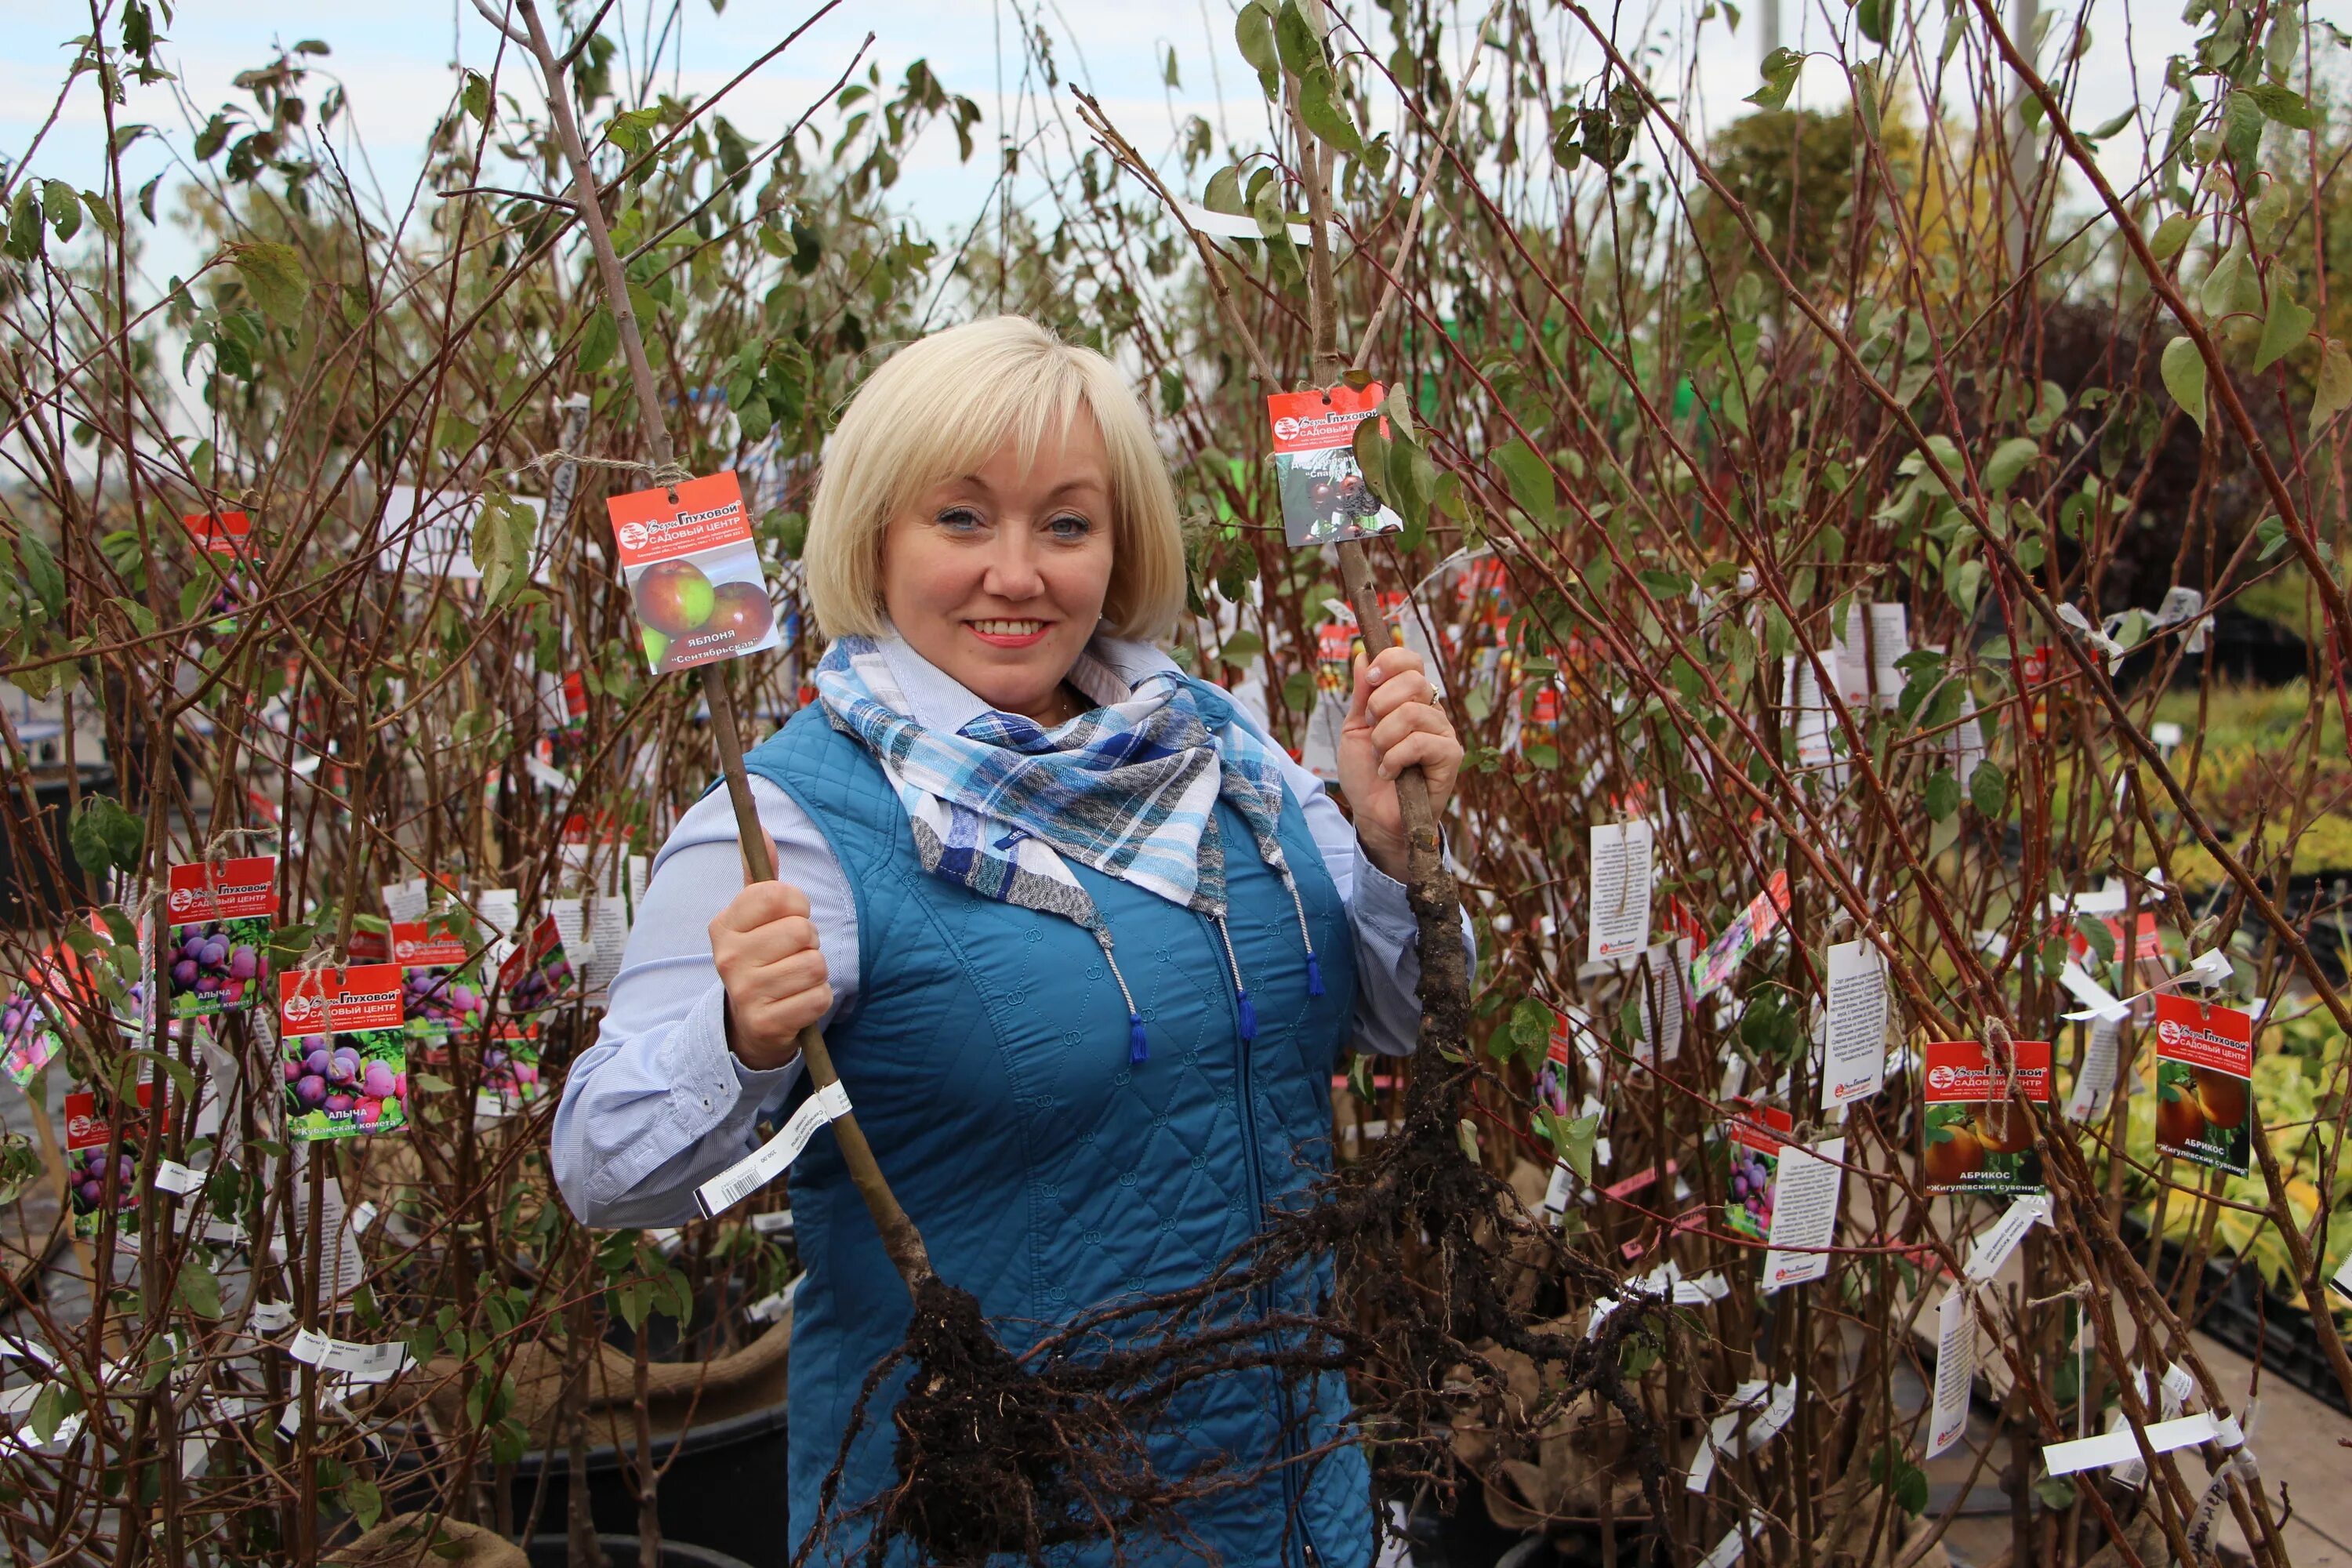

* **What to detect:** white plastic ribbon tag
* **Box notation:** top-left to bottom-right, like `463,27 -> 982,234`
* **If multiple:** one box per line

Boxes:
2042,1412 -> 2227,1475
694,1081 -> 852,1218
1963,1193 -> 2051,1282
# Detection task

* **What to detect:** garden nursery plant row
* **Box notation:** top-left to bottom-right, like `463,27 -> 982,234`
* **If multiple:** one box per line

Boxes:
0,0 -> 2348,1563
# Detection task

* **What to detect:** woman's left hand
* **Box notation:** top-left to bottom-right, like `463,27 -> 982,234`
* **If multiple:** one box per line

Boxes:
1337,643 -> 1462,884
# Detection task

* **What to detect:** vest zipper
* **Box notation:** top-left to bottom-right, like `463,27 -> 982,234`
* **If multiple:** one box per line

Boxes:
1213,908 -> 1306,1565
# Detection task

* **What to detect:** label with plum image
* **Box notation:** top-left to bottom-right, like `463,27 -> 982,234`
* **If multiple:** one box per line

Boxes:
163,858 -> 278,1018
390,920 -> 488,1044
479,1022 -> 543,1117
2,967 -> 64,1088
495,914 -> 575,1016
607,472 -> 780,674
1921,1039 -> 2052,1196
1724,1103 -> 1794,1241
64,1083 -> 160,1238
279,964 -> 408,1142
2151,993 -> 2251,1176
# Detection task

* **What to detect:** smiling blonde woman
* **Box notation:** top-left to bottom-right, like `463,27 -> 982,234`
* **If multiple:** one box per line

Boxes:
554,314 -> 1470,1566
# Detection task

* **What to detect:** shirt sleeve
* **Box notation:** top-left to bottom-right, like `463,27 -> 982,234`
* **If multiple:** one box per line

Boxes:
551,774 -> 859,1229
1247,714 -> 1479,1060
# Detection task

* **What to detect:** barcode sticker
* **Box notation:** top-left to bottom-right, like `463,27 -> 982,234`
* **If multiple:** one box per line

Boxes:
693,1082 -> 852,1218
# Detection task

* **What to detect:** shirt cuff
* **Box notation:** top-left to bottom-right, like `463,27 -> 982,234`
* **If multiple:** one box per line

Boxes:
1350,836 -> 1421,942
658,982 -> 799,1132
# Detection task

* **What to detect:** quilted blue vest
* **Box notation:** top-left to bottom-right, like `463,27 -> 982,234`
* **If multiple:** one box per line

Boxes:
740,688 -> 1374,1568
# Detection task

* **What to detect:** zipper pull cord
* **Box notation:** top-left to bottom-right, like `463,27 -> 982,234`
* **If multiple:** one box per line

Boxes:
1094,930 -> 1148,1065
1277,867 -> 1325,998
1215,916 -> 1258,1044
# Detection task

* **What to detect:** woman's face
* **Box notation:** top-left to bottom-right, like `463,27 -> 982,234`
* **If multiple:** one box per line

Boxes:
880,412 -> 1115,724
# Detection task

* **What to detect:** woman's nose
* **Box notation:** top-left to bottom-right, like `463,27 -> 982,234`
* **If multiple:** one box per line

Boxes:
978,527 -> 1045,600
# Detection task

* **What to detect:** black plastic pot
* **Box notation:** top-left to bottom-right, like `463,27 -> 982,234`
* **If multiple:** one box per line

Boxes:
507,1400 -> 789,1567
0,765 -> 112,927
524,1534 -> 754,1568
2119,1214 -> 2350,1416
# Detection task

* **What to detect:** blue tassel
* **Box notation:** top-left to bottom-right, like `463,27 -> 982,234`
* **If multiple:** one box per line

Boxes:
1235,987 -> 1258,1044
1305,953 -> 1326,998
1127,1013 -> 1149,1065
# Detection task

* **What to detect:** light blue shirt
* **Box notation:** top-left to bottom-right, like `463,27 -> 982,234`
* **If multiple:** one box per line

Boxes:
551,633 -> 1472,1229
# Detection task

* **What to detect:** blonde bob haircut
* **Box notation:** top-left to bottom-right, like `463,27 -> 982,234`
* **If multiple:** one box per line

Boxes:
803,315 -> 1186,644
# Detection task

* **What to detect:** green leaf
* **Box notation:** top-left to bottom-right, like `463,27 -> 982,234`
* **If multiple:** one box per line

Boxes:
16,529 -> 64,617
1297,64 -> 1363,154
1163,45 -> 1180,87
341,1477 -> 384,1533
1559,1112 -> 1600,1183
412,1072 -> 456,1094
579,307 -> 618,374
2245,83 -> 2316,129
1506,996 -> 1553,1055
2160,336 -> 2207,434
2150,212 -> 2194,262
228,241 -> 307,328
70,795 -> 143,877
175,1253 -> 223,1317
461,70 -> 492,125
2307,343 -> 2350,436
2082,107 -> 2134,140
2033,1475 -> 2078,1511
1923,768 -> 1960,821
1273,0 -> 1321,75
2252,289 -> 2313,374
2200,245 -> 2249,320
1747,47 -> 1802,110
1981,437 -> 2040,497
1969,758 -> 2008,819
1233,2 -> 1280,100
42,180 -> 81,243
2074,915 -> 2115,967
1490,440 -> 1555,525
2252,513 -> 2287,561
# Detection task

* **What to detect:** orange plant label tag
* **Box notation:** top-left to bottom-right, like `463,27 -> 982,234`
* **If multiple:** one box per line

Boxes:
1267,384 -> 1403,546
1921,1039 -> 2050,1196
606,471 -> 779,673
2152,993 -> 2251,1175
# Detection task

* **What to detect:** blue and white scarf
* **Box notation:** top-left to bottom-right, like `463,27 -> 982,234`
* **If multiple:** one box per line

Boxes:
812,635 -> 1301,940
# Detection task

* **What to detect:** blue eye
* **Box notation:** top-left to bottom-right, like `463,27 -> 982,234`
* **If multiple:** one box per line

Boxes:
1047,513 -> 1093,540
935,506 -> 985,533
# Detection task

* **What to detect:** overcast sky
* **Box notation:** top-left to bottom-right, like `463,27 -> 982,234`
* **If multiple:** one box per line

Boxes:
0,0 -> 2221,299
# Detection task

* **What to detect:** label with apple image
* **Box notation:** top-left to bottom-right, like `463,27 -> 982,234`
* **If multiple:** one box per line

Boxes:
1921,1039 -> 2052,1196
2151,993 -> 2251,1176
1268,385 -> 1404,547
163,858 -> 278,1019
607,472 -> 780,674
279,964 -> 408,1142
1725,1103 -> 1794,1242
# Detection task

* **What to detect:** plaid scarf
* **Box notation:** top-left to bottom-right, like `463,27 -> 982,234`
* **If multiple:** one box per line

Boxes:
812,635 -> 1298,935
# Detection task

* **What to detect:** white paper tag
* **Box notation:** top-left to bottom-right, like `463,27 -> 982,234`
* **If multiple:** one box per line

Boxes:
1762,1138 -> 1845,1292
475,888 -> 521,943
2066,1015 -> 2121,1121
750,1210 -> 795,1236
2057,962 -> 2131,1022
381,879 -> 428,923
250,1301 -> 292,1334
1821,942 -> 1889,1109
1697,1513 -> 1766,1567
1927,1287 -> 1976,1458
2043,1412 -> 2226,1475
474,1089 -> 509,1120
288,1329 -> 412,1383
289,1176 -> 365,1306
693,1081 -> 852,1218
1541,1160 -> 1575,1218
585,897 -> 630,998
523,754 -> 569,792
153,1160 -> 208,1196
1586,821 -> 1655,964
1782,655 -> 1836,769
1963,1193 -> 2051,1282
2330,1249 -> 2352,1305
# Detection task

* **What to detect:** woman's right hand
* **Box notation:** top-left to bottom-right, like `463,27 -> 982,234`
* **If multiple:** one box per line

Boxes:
710,879 -> 829,1070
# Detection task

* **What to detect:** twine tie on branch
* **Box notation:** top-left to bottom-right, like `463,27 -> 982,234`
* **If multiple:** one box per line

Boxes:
503,448 -> 694,501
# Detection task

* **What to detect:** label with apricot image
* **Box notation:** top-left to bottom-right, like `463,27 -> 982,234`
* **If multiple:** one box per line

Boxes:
2151,993 -> 2251,1176
1920,1038 -> 2051,1197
